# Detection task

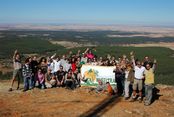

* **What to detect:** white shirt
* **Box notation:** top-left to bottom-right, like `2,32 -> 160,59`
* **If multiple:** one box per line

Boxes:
134,66 -> 145,79
64,62 -> 71,72
60,59 -> 67,71
51,59 -> 61,73
125,70 -> 129,79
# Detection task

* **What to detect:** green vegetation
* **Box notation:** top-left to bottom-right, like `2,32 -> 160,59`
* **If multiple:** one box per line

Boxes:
1,30 -> 174,45
0,37 -> 66,58
0,31 -> 174,85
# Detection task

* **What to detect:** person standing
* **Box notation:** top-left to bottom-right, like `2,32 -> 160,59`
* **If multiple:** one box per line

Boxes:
113,63 -> 124,96
30,56 -> 38,88
9,50 -> 22,91
22,58 -> 33,92
124,64 -> 134,100
144,60 -> 157,106
130,54 -> 145,103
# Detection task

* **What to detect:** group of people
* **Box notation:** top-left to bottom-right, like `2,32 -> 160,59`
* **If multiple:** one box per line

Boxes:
96,51 -> 157,106
9,48 -> 157,106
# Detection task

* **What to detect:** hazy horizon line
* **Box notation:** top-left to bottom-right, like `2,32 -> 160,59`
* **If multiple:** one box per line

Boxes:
0,22 -> 174,28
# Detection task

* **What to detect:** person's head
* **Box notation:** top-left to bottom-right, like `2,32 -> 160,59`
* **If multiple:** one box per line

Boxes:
69,51 -> 72,55
25,57 -> 30,64
136,61 -> 142,68
106,82 -> 111,87
112,60 -> 116,66
28,57 -> 32,63
68,69 -> 73,75
126,64 -> 132,71
99,57 -> 103,61
116,63 -> 120,69
56,56 -> 60,61
33,56 -> 37,61
104,59 -> 110,66
88,49 -> 92,54
62,55 -> 66,60
38,68 -> 42,73
144,56 -> 149,61
111,56 -> 115,61
98,80 -> 103,85
41,57 -> 46,63
37,68 -> 43,74
146,63 -> 151,70
82,53 -> 86,57
93,57 -> 97,62
118,57 -> 121,62
87,58 -> 92,63
122,54 -> 127,59
77,57 -> 81,62
16,53 -> 20,59
60,66 -> 63,71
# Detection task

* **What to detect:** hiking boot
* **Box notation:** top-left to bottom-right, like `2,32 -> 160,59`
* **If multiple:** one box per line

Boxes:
22,89 -> 28,92
8,88 -> 13,92
138,97 -> 143,103
144,102 -> 150,106
124,97 -> 129,100
129,97 -> 136,102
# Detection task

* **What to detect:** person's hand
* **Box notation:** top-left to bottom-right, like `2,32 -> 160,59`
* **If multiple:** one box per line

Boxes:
123,54 -> 127,59
14,49 -> 18,54
154,59 -> 157,64
130,51 -> 134,56
142,76 -> 145,79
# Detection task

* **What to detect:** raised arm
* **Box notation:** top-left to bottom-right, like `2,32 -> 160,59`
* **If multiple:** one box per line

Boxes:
51,53 -> 56,59
13,50 -> 18,61
132,57 -> 136,68
152,59 -> 157,72
84,48 -> 89,54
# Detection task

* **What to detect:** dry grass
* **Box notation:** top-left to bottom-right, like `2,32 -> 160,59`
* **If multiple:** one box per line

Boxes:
122,42 -> 174,50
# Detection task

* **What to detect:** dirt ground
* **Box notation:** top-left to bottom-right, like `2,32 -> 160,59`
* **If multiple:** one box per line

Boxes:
0,80 -> 174,117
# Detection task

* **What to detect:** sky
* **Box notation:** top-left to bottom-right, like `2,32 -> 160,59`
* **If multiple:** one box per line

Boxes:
0,0 -> 174,26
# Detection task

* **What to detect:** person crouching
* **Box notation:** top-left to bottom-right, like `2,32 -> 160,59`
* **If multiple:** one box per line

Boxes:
65,69 -> 75,90
36,68 -> 46,89
106,82 -> 115,95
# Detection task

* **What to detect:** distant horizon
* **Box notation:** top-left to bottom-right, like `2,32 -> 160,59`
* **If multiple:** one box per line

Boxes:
1,22 -> 174,28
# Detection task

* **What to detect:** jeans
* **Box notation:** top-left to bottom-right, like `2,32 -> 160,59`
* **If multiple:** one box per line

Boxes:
116,78 -> 123,95
24,76 -> 32,90
124,80 -> 130,98
31,75 -> 36,88
145,84 -> 154,105
65,80 -> 74,89
38,82 -> 46,89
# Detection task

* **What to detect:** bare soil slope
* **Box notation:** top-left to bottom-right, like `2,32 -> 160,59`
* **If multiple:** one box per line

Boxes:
0,80 -> 174,117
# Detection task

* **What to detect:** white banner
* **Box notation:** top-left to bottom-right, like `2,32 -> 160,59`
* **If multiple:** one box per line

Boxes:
81,65 -> 116,86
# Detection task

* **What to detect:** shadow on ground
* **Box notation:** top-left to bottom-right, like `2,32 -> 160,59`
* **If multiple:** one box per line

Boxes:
79,95 -> 121,117
151,87 -> 162,104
